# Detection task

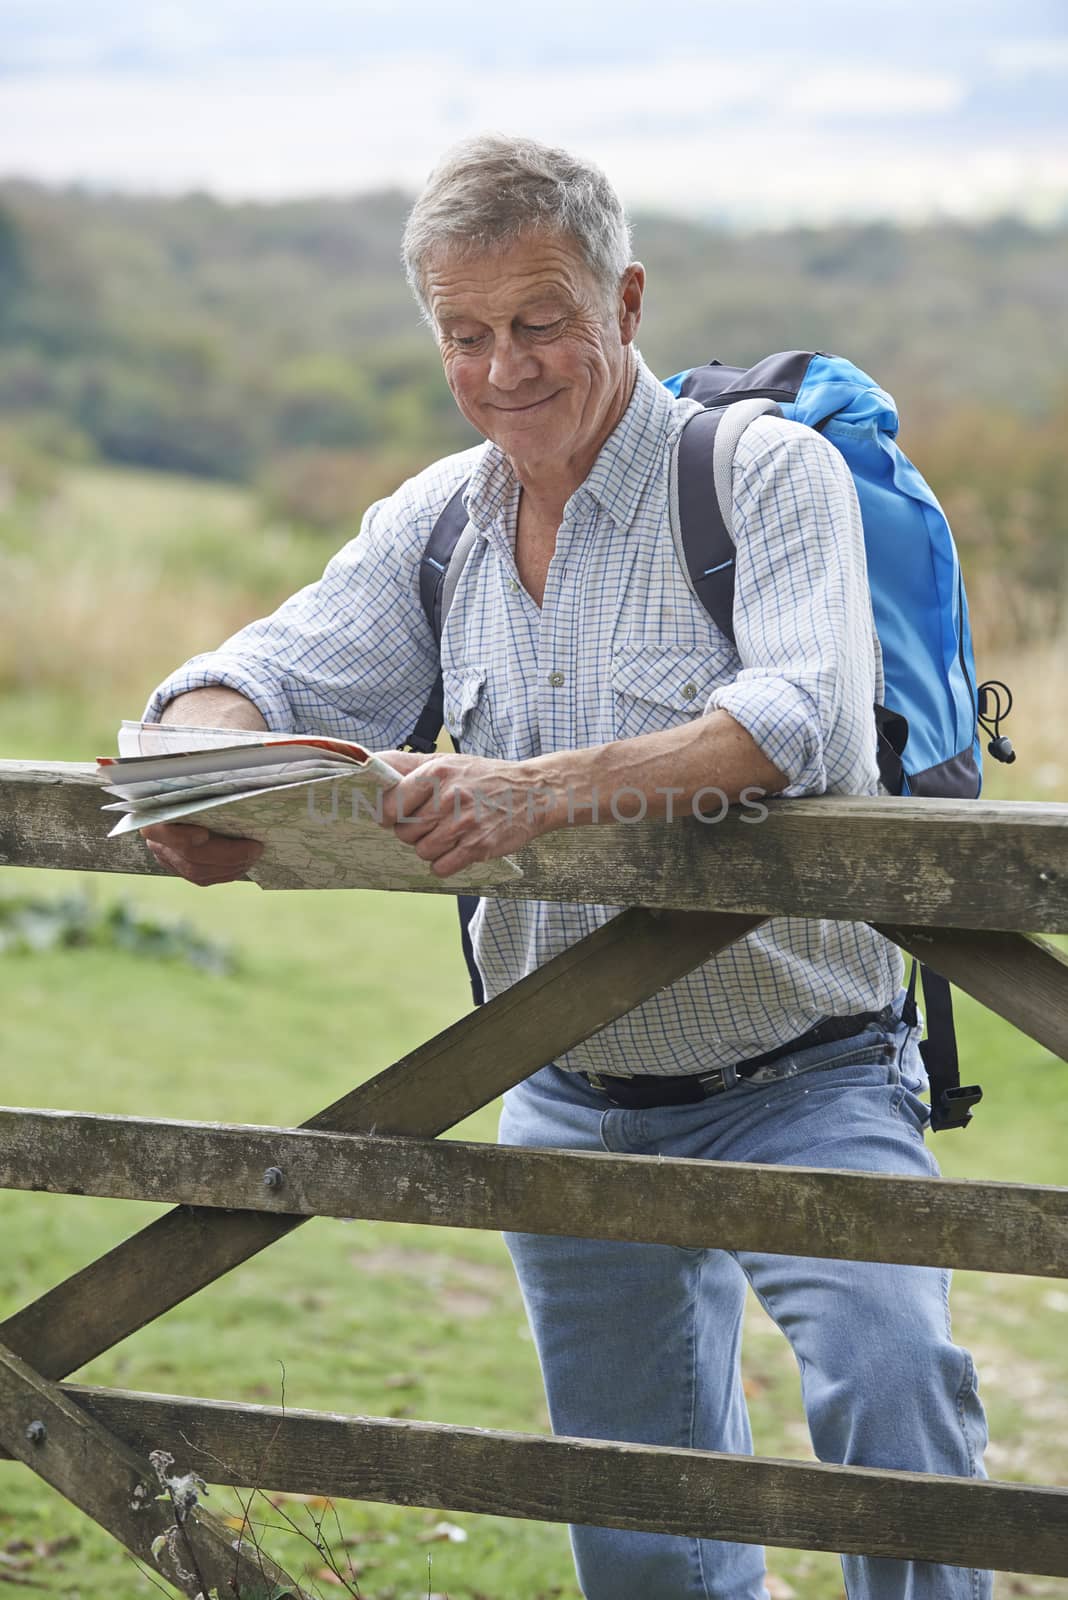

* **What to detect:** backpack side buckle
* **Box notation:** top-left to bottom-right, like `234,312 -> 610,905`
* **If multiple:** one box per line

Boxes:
930,1084 -> 983,1132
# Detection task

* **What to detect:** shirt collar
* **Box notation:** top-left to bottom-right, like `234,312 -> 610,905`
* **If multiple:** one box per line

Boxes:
462,353 -> 681,536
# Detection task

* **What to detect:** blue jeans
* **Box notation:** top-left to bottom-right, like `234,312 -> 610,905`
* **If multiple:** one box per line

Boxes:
499,1013 -> 991,1600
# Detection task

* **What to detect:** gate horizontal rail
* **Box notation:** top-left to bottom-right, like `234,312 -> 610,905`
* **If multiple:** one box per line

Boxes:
3,1386 -> 1067,1577
4,759 -> 1068,930
2,1107 -> 1065,1278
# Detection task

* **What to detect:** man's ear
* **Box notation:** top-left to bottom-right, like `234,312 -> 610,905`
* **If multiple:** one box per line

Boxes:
619,262 -> 645,345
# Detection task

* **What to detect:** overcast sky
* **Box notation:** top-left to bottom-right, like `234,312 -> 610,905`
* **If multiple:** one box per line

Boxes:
3,0 -> 1068,225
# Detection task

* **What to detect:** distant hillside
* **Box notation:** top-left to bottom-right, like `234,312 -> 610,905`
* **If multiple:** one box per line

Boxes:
2,181 -> 1067,484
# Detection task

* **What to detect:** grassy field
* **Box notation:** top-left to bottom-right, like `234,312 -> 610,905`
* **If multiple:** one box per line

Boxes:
1,463 -> 1066,1598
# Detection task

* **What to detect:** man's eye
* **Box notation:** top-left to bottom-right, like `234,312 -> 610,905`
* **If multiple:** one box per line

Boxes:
523,321 -> 562,336
453,334 -> 485,349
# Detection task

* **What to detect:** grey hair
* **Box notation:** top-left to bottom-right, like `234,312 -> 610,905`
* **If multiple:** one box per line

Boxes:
402,133 -> 633,321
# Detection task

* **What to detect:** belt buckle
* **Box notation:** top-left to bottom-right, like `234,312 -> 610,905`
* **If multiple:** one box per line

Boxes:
696,1067 -> 730,1097
586,1072 -> 607,1093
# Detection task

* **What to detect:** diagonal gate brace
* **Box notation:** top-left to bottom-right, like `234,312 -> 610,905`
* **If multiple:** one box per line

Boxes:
875,924 -> 1068,1062
0,1339 -> 306,1598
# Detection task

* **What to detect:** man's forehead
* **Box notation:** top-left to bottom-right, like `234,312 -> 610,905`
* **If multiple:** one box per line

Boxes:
426,234 -> 597,317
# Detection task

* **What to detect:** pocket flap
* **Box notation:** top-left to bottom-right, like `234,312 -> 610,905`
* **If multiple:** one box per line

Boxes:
610,646 -> 716,713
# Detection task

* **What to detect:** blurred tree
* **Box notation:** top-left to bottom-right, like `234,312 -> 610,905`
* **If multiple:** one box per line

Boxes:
0,180 -> 1064,650
0,206 -> 26,332
271,356 -> 380,450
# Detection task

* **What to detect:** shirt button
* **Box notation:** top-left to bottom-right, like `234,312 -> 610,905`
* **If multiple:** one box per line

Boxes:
682,683 -> 698,701
548,671 -> 566,688
508,578 -> 520,593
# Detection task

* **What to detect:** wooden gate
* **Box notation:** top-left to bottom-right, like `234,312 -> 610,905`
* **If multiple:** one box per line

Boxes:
2,761 -> 1067,1594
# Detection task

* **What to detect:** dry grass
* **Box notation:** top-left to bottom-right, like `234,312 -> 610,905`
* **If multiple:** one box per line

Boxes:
0,462 -> 334,713
975,639 -> 1068,803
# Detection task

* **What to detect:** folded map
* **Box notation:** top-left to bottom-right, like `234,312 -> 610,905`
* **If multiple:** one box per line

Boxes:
98,721 -> 523,891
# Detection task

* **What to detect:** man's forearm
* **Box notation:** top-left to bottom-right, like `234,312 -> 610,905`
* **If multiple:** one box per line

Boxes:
382,711 -> 789,877
527,711 -> 788,827
158,687 -> 269,732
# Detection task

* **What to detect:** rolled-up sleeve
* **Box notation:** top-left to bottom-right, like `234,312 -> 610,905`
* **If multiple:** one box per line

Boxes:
704,416 -> 882,797
144,455 -> 475,748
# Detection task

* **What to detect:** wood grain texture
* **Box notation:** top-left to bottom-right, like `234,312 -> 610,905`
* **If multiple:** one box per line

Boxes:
877,925 -> 1068,1061
0,907 -> 761,1380
3,762 -> 1068,931
3,1108 -> 1065,1277
0,1344 -> 304,1597
7,1386 -> 1065,1577
0,763 -> 164,878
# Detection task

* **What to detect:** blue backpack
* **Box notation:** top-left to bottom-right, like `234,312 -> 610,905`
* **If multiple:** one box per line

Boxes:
408,351 -> 1015,1128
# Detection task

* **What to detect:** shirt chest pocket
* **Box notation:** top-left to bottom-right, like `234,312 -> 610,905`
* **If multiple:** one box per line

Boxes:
442,666 -> 496,755
610,645 -> 719,741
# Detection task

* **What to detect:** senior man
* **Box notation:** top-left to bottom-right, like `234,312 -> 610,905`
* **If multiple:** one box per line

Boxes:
143,135 -> 989,1600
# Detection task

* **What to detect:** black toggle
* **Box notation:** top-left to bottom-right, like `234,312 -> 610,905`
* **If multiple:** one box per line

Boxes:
977,679 -> 1017,766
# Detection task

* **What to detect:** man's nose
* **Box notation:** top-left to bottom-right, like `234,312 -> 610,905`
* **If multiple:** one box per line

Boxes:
488,334 -> 539,390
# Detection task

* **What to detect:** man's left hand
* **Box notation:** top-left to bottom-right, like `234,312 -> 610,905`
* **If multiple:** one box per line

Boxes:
377,751 -> 562,877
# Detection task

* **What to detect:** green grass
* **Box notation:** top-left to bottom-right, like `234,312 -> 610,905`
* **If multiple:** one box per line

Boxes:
1,461 -> 1066,1598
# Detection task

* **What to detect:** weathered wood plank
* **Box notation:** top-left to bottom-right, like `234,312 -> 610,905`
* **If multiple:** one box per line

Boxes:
9,1386 -> 1067,1576
3,761 -> 1067,931
0,763 -> 165,878
3,1108 -> 1065,1278
877,925 -> 1068,1062
0,907 -> 761,1380
511,794 -> 1068,932
0,1344 -> 305,1597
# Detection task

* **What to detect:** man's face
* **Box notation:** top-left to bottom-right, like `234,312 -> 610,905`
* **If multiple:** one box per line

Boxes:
426,232 -> 643,480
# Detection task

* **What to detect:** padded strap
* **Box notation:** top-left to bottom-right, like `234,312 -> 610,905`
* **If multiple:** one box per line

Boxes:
440,521 -> 479,633
407,481 -> 474,752
418,481 -> 471,642
670,397 -> 782,645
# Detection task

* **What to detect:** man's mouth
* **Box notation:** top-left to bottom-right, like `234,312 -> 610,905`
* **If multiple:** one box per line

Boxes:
492,391 -> 561,414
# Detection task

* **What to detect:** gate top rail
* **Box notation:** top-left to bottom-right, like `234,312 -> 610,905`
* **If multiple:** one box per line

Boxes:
3,759 -> 1068,931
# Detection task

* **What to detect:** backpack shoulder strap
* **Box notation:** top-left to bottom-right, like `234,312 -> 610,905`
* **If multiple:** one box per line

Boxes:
411,481 -> 487,1009
406,479 -> 475,753
670,397 -> 782,646
418,481 -> 471,641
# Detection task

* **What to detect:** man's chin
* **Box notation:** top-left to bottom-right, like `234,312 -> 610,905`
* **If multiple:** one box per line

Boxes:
484,416 -> 567,458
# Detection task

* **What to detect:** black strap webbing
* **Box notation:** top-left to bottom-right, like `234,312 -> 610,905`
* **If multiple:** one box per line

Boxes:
919,965 -> 982,1130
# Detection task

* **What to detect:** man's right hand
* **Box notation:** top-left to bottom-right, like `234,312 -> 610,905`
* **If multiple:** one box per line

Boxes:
144,687 -> 269,883
141,823 -> 263,887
